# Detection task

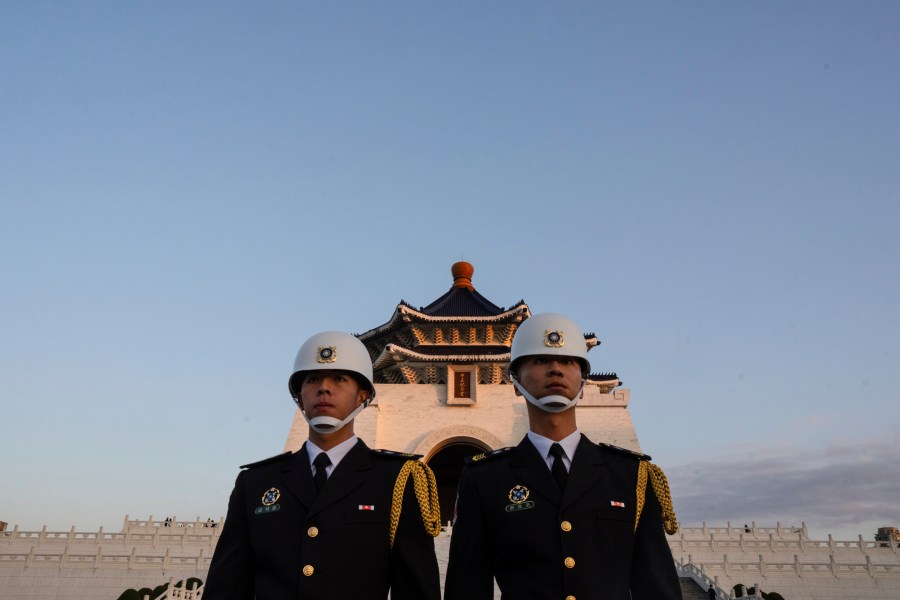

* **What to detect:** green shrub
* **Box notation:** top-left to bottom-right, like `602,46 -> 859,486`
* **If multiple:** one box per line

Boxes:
116,591 -> 141,600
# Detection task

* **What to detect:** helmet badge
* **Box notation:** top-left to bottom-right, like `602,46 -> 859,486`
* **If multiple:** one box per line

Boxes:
543,330 -> 565,348
316,346 -> 337,363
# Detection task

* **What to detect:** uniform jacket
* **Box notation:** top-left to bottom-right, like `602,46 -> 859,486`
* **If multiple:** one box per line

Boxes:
444,435 -> 682,600
204,439 -> 440,600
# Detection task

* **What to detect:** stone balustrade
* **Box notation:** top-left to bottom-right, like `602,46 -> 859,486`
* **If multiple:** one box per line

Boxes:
4,519 -> 900,599
2,516 -> 222,549
680,553 -> 900,579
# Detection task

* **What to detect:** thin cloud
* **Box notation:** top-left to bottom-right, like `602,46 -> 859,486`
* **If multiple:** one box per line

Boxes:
667,442 -> 900,537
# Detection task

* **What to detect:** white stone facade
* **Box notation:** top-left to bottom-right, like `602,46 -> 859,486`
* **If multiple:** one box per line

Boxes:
284,381 -> 639,456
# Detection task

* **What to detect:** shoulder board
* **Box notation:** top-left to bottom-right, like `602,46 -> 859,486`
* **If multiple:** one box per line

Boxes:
597,443 -> 651,462
465,447 -> 513,465
372,448 -> 423,460
240,451 -> 293,469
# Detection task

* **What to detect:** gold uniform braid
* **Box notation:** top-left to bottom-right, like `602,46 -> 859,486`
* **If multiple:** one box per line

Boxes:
634,460 -> 678,535
389,460 -> 442,548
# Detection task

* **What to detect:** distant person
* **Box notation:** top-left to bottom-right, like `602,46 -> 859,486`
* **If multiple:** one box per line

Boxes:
205,331 -> 441,599
445,313 -> 682,599
708,584 -> 717,599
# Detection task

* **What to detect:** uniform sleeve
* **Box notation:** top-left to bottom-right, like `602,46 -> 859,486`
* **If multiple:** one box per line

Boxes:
204,471 -> 256,600
443,467 -> 495,600
389,470 -> 441,600
630,474 -> 683,600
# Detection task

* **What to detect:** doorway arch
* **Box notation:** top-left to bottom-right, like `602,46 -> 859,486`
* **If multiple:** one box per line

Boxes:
414,426 -> 505,526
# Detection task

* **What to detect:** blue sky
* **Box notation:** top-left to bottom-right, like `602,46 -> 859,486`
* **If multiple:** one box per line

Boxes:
2,2 -> 898,539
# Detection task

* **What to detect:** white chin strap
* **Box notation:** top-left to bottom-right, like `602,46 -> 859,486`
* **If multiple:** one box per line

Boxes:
512,377 -> 584,414
301,399 -> 371,434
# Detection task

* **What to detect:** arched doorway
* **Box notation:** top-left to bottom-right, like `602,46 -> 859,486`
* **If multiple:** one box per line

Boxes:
427,442 -> 486,526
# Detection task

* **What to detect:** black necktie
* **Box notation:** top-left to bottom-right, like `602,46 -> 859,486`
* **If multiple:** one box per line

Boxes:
313,452 -> 331,494
549,443 -> 568,491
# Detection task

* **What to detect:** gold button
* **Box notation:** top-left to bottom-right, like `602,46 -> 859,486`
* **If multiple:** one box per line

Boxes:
564,557 -> 575,568
566,596 -> 576,600
307,527 -> 319,538
302,565 -> 314,576
560,521 -> 572,532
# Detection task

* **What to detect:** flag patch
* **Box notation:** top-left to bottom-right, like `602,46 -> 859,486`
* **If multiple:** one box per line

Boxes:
610,501 -> 625,508
358,505 -> 375,511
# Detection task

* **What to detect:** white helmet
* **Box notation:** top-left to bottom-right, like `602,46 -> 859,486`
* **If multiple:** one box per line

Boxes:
288,331 -> 376,434
509,313 -> 590,413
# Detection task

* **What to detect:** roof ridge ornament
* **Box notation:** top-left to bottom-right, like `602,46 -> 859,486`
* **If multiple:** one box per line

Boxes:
451,261 -> 475,290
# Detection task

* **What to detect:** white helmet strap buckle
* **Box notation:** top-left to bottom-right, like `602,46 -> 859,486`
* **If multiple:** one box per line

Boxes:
511,376 -> 584,414
301,399 -> 371,434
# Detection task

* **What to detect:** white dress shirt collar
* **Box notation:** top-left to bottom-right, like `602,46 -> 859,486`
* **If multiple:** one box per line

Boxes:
527,429 -> 580,471
305,435 -> 358,477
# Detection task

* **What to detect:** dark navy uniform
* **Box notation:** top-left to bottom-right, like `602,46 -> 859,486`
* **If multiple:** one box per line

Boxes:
444,435 -> 681,600
205,439 -> 440,599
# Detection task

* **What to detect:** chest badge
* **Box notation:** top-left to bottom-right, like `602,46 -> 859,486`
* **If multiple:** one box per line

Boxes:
255,487 -> 282,515
262,487 -> 281,506
506,484 -> 535,513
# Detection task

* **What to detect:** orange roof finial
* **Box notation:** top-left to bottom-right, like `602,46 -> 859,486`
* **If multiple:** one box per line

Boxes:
451,261 -> 474,290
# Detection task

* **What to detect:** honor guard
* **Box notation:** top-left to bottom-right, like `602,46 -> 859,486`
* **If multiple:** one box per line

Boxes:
444,313 -> 683,600
205,331 -> 441,600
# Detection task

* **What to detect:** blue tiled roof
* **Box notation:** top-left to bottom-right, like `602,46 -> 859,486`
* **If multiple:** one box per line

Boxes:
420,287 -> 505,317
